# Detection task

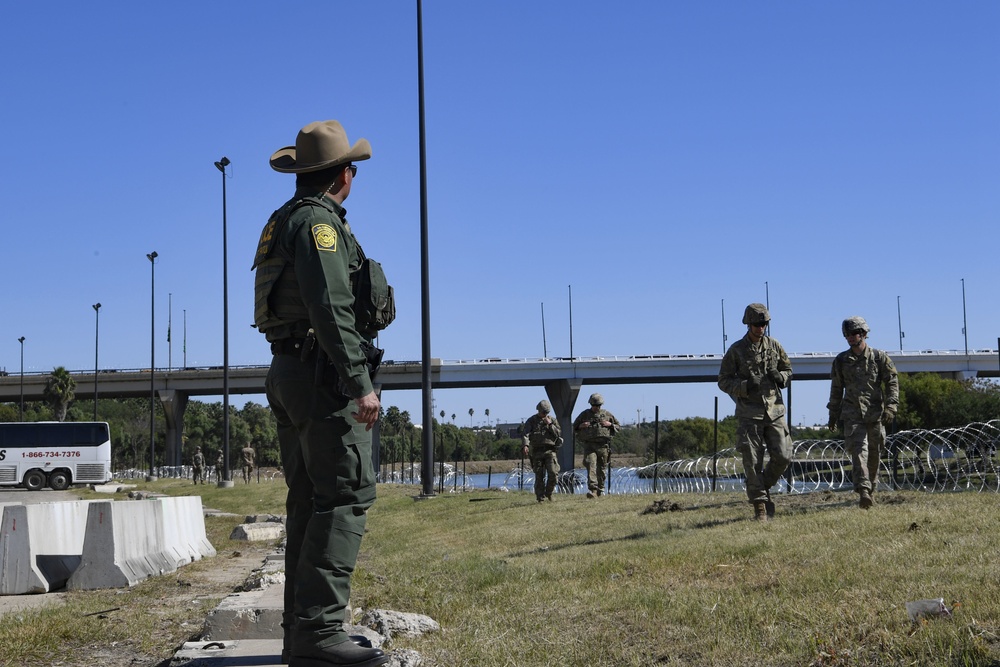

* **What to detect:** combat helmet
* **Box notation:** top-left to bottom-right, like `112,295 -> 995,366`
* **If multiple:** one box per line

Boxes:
588,393 -> 604,406
742,303 -> 770,326
842,316 -> 870,337
536,400 -> 552,413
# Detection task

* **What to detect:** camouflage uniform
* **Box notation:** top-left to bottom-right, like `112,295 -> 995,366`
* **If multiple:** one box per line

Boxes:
192,448 -> 205,485
828,318 -> 898,498
241,446 -> 256,484
522,401 -> 562,501
718,305 -> 793,511
215,452 -> 224,482
573,394 -> 620,497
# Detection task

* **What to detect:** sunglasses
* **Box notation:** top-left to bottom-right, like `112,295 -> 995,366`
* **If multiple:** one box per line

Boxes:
346,164 -> 357,177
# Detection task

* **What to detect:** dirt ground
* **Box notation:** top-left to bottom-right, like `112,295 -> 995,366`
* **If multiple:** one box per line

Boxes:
0,489 -> 275,667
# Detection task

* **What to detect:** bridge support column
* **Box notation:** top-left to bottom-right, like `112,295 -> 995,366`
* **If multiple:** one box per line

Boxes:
159,389 -> 189,468
545,379 -> 583,473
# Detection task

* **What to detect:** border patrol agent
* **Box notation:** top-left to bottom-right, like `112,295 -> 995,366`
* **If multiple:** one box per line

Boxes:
253,120 -> 393,667
828,316 -> 898,509
522,400 -> 562,502
718,303 -> 793,521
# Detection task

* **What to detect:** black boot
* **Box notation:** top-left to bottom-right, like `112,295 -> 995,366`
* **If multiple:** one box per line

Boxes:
290,638 -> 388,667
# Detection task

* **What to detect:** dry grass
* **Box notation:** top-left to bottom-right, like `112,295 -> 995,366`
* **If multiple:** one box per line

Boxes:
357,486 -> 1000,667
2,479 -> 999,666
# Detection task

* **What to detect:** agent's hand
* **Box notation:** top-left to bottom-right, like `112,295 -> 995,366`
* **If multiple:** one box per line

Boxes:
767,369 -> 784,387
881,408 -> 896,425
827,418 -> 838,432
746,374 -> 761,391
352,391 -> 381,431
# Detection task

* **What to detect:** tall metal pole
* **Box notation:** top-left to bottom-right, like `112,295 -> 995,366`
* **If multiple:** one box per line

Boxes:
896,296 -> 904,351
167,293 -> 172,372
961,278 -> 968,356
183,309 -> 187,368
18,337 -> 25,421
215,157 -> 232,485
765,281 -> 771,335
721,298 -> 727,354
540,302 -> 547,359
93,303 -> 101,421
417,0 -> 436,497
147,251 -> 158,479
568,285 -> 574,360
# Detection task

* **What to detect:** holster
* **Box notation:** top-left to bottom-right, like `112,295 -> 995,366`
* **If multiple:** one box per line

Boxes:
315,340 -> 385,399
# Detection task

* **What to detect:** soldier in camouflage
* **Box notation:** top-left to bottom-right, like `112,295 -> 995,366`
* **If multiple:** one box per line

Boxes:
718,303 -> 793,521
828,316 -> 898,510
573,393 -> 620,498
522,400 -> 562,502
192,446 -> 205,485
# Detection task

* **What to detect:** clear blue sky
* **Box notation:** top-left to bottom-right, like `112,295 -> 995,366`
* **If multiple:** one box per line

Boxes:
1,1 -> 997,429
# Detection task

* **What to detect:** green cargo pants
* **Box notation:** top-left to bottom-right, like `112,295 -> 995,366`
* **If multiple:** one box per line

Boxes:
266,353 -> 376,652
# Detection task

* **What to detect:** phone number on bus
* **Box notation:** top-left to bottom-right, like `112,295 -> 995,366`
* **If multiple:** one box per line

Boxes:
6,450 -> 83,459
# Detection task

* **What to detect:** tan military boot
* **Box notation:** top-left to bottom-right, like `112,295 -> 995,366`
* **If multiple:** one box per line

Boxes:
859,489 -> 873,510
753,500 -> 769,521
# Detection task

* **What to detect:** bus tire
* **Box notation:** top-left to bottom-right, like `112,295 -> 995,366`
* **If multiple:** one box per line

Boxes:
23,469 -> 46,492
49,470 -> 71,491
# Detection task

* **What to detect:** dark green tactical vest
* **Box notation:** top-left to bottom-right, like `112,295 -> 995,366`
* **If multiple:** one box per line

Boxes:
252,196 -> 394,341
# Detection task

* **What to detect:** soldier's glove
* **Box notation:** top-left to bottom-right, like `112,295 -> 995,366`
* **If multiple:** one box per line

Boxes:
767,369 -> 784,388
881,408 -> 896,425
827,417 -> 838,432
746,374 -> 761,391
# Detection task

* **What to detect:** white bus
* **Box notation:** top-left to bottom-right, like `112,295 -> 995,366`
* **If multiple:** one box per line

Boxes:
0,422 -> 113,491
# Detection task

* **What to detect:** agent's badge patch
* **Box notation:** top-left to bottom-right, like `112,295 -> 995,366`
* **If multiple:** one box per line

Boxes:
312,224 -> 338,252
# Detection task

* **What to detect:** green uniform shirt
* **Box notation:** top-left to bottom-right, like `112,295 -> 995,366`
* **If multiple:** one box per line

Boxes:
522,413 -> 562,450
573,407 -> 620,445
828,345 -> 898,424
254,188 -> 373,398
718,333 -> 792,421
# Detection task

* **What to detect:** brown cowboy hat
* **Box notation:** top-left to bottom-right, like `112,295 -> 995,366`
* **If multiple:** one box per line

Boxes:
269,120 -> 371,173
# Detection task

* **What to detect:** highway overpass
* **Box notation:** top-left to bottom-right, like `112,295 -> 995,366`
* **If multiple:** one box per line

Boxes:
2,349 -> 997,471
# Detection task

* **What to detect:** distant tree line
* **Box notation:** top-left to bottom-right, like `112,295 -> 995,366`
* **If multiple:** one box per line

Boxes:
2,370 -> 996,468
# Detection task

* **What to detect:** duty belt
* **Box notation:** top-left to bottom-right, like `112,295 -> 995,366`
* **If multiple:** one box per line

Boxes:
270,338 -> 307,356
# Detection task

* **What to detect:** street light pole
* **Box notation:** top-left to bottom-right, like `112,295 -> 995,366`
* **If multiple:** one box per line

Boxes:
18,337 -> 25,421
896,295 -> 904,352
93,303 -> 101,421
214,156 -> 233,487
147,251 -> 158,480
721,298 -> 728,355
961,278 -> 969,356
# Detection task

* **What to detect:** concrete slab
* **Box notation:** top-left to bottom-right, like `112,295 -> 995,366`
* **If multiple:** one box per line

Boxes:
230,523 -> 285,542
91,484 -> 136,494
202,584 -> 284,641
170,639 -> 285,666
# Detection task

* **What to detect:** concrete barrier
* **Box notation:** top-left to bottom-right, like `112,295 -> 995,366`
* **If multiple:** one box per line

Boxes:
67,497 -> 213,590
157,496 -> 216,565
0,500 -> 95,594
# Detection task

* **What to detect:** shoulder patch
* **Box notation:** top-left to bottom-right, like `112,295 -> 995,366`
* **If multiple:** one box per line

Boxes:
312,224 -> 338,252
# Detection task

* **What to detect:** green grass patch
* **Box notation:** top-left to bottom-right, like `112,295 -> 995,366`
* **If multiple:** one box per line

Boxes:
2,480 -> 999,666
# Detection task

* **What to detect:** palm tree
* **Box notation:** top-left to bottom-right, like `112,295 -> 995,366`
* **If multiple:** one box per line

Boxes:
468,408 -> 474,428
485,408 -> 490,427
44,366 -> 76,422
